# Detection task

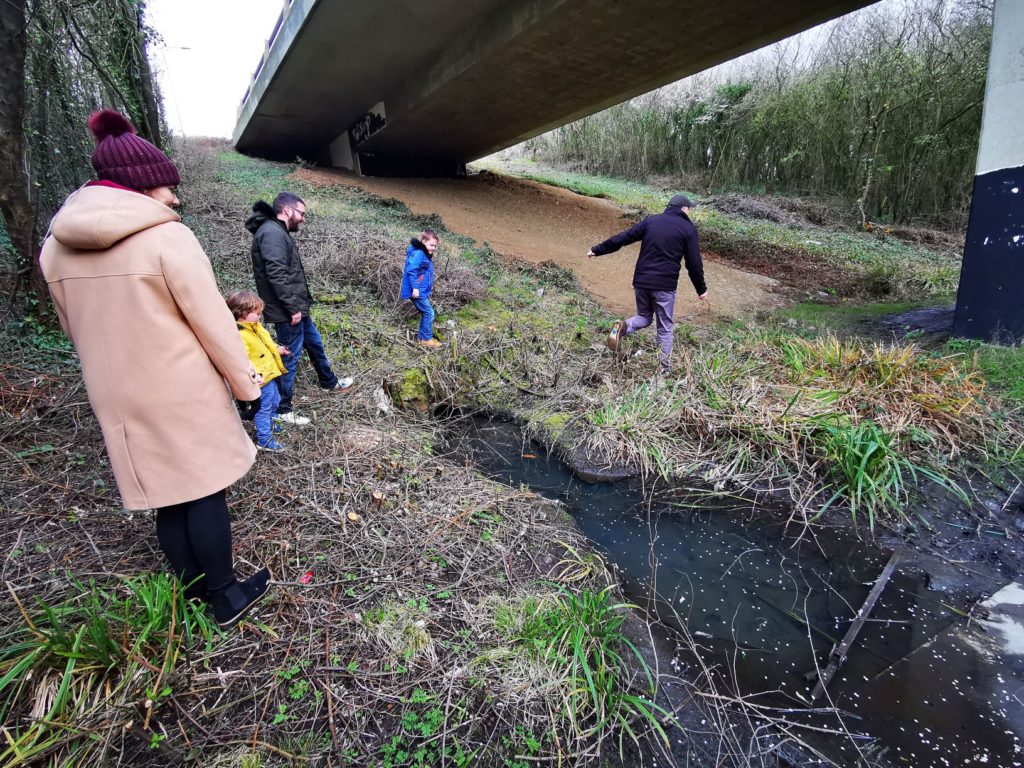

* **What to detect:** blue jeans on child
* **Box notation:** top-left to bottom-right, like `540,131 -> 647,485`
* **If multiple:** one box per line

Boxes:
253,379 -> 281,446
411,296 -> 435,341
273,316 -> 340,414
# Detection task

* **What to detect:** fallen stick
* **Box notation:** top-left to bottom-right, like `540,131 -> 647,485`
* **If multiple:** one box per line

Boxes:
941,520 -> 1008,537
808,548 -> 902,701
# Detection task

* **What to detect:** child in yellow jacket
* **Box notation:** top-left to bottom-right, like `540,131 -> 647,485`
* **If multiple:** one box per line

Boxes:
226,291 -> 290,451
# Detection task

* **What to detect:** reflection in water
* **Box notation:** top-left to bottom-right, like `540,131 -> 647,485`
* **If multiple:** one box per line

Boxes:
446,416 -> 1024,767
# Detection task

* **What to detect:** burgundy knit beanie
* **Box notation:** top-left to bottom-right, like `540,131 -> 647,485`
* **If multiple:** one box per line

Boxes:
87,109 -> 180,190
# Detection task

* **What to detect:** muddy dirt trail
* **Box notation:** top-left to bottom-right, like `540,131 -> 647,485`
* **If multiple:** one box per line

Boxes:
294,168 -> 782,321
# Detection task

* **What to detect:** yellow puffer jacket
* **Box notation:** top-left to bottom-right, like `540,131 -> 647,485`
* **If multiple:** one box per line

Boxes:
237,321 -> 287,385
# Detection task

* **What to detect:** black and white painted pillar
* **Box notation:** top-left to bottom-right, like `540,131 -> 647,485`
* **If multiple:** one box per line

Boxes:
953,0 -> 1024,343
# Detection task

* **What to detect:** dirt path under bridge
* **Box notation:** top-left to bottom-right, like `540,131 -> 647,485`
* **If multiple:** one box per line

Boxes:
293,167 -> 783,322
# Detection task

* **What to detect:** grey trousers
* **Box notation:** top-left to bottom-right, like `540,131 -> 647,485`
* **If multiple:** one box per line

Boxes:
624,288 -> 676,370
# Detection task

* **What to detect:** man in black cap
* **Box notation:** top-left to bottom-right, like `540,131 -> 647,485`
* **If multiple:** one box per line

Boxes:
587,194 -> 707,372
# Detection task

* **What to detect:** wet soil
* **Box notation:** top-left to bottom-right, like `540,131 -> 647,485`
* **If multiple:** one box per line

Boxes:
705,235 -> 862,298
293,167 -> 783,321
882,305 -> 956,339
873,480 -> 1024,600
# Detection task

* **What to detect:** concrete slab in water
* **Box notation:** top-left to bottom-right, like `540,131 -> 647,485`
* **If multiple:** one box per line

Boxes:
980,581 -> 1024,656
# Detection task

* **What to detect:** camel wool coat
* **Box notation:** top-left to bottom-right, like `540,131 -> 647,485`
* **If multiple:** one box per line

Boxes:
40,185 -> 261,510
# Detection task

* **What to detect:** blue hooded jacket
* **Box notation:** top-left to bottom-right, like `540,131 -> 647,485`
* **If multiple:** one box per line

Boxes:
400,238 -> 435,299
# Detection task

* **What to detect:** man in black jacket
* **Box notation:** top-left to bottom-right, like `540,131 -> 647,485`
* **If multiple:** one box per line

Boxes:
246,192 -> 352,425
587,194 -> 707,372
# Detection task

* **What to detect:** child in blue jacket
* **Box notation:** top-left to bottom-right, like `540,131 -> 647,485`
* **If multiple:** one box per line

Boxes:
400,230 -> 441,348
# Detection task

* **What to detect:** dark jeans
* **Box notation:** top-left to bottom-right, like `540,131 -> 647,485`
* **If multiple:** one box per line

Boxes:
273,316 -> 338,414
155,489 -> 236,598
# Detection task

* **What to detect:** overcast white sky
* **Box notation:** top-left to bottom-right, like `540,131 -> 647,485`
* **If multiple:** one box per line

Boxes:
147,0 -> 281,138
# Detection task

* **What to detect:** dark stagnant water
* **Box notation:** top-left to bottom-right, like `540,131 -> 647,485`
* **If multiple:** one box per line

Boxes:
445,416 -> 1024,767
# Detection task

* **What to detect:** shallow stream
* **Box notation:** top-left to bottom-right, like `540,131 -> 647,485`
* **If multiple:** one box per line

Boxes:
445,416 -> 1024,767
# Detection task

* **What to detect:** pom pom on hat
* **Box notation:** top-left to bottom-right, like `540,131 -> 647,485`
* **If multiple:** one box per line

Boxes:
88,109 -> 180,190
87,109 -> 136,142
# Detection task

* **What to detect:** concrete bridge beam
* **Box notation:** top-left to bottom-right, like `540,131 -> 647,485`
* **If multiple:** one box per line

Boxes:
234,0 -> 874,173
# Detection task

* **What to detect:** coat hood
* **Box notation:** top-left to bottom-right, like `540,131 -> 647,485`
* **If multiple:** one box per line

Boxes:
245,200 -> 282,234
50,185 -> 179,251
663,205 -> 692,222
409,237 -> 433,260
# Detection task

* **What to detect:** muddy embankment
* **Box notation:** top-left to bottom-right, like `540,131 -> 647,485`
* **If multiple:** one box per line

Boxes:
294,167 -> 783,321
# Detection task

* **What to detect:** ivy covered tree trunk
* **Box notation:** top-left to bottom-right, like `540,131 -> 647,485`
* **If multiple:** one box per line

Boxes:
130,0 -> 164,149
2,0 -> 168,316
0,0 -> 46,312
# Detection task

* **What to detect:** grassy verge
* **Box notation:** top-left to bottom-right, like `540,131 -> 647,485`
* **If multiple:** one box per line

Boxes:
473,157 -> 675,213
781,301 -> 1024,404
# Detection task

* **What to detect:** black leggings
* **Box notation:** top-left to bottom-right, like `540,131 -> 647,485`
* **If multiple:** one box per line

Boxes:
155,489 -> 235,597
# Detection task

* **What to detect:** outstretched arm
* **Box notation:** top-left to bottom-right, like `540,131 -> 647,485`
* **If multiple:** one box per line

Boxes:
587,219 -> 647,258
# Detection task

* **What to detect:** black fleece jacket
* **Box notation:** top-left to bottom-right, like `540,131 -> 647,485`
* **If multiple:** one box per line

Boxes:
591,205 -> 706,295
245,201 -> 313,324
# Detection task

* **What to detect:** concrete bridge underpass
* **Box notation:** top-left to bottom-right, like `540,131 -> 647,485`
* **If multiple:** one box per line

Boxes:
233,0 -> 1024,342
233,0 -> 875,176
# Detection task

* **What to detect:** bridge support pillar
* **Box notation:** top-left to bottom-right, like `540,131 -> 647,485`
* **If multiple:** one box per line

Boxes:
953,0 -> 1024,343
328,131 -> 360,174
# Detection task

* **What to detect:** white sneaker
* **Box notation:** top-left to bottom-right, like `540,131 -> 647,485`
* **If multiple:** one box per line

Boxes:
274,412 -> 310,426
331,377 -> 354,390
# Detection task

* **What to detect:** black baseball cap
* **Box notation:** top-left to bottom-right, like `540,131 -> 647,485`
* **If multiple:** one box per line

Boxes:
668,194 -> 695,208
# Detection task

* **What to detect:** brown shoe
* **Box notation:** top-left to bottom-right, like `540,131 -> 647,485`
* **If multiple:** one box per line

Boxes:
418,339 -> 443,349
607,319 -> 627,352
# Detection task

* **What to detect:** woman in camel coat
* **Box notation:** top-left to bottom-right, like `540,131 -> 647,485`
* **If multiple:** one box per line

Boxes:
39,110 -> 271,628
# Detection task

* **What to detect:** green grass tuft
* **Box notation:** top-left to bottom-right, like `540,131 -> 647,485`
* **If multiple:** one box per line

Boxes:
0,574 -> 218,767
506,587 -> 672,755
947,338 -> 1024,401
811,416 -> 966,530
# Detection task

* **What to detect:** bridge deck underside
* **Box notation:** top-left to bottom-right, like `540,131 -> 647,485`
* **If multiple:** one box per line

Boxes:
235,0 -> 873,164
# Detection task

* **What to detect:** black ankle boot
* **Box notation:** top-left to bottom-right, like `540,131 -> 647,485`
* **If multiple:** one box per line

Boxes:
211,568 -> 272,629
